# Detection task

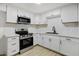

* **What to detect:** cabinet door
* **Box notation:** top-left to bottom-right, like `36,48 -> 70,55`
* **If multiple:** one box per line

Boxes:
31,15 -> 39,24
6,5 -> 17,23
0,4 -> 6,12
35,15 -> 40,24
17,9 -> 24,16
49,36 -> 60,51
61,4 -> 77,23
39,15 -> 47,24
33,34 -> 39,45
31,15 -> 46,24
37,34 -> 43,45
43,35 -> 51,48
30,15 -> 35,24
60,38 -> 79,56
78,4 -> 79,22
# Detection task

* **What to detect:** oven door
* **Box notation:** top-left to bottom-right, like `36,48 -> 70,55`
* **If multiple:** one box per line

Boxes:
20,37 -> 33,50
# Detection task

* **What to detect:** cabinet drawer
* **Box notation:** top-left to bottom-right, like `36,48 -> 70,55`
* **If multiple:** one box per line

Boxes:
8,40 -> 19,49
7,46 -> 19,56
8,37 -> 19,42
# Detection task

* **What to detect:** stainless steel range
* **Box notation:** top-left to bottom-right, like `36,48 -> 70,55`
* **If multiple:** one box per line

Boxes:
15,28 -> 33,51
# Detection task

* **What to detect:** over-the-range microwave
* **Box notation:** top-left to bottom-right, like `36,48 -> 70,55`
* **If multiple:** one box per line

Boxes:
17,16 -> 31,24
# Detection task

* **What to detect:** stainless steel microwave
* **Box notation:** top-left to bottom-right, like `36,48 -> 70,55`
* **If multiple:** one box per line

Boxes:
17,16 -> 31,24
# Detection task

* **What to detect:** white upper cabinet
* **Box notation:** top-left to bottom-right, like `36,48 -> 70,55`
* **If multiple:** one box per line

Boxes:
31,14 -> 47,24
17,9 -> 24,17
60,37 -> 79,56
0,4 -> 6,12
33,34 -> 39,45
39,15 -> 47,24
46,9 -> 61,19
61,4 -> 78,23
17,9 -> 31,17
31,15 -> 40,24
78,4 -> 79,22
17,9 -> 34,24
6,5 -> 17,23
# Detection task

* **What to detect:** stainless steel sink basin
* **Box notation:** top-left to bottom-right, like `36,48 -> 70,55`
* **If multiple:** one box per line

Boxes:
46,32 -> 58,34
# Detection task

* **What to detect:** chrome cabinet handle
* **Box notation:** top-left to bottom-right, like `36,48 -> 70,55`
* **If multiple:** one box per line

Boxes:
66,39 -> 71,40
49,38 -> 51,42
12,50 -> 16,53
12,38 -> 16,39
12,37 -> 16,40
60,40 -> 62,45
12,43 -> 16,46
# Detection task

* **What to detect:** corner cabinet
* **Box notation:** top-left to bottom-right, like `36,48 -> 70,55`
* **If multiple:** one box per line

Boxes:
61,4 -> 78,23
60,37 -> 79,56
6,5 -> 17,23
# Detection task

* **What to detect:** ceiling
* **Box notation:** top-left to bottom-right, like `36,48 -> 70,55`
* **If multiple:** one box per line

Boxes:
10,3 -> 70,14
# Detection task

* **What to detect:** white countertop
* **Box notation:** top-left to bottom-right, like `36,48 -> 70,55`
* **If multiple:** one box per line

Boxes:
5,34 -> 19,38
46,33 -> 79,39
33,33 -> 79,39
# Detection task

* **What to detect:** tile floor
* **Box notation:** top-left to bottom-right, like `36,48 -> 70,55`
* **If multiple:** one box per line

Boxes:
18,45 -> 62,56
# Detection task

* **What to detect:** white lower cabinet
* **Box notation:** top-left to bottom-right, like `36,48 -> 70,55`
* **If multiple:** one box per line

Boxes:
7,36 -> 19,56
37,34 -> 42,45
38,35 -> 60,51
33,34 -> 79,56
43,35 -> 51,48
33,34 -> 39,45
49,36 -> 60,51
60,37 -> 79,56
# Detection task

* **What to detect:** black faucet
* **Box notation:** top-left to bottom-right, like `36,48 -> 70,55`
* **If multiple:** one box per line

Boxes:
52,26 -> 58,34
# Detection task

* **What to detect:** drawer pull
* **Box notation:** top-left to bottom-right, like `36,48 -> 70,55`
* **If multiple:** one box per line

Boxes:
49,38 -> 51,42
12,50 -> 16,53
66,39 -> 71,40
12,38 -> 16,39
12,43 -> 16,45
